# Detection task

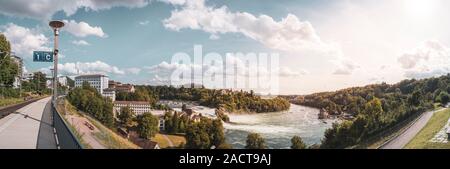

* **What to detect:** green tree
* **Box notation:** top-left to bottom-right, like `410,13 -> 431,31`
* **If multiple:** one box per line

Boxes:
100,99 -> 115,128
185,118 -> 226,149
118,106 -> 134,128
137,113 -> 159,139
0,57 -> 19,87
66,77 -> 75,88
171,111 -> 179,133
291,136 -> 307,149
211,119 -> 225,147
245,133 -> 266,149
164,111 -> 174,132
436,91 -> 450,105
0,34 -> 18,88
362,98 -> 384,135
408,90 -> 421,106
31,72 -> 48,94
185,121 -> 211,149
0,34 -> 11,59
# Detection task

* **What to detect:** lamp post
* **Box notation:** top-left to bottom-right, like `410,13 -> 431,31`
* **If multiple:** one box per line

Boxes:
49,20 -> 64,102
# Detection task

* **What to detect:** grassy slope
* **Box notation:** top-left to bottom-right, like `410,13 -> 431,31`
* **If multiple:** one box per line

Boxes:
405,108 -> 450,149
166,134 -> 186,146
152,133 -> 186,148
0,98 -> 23,108
63,100 -> 140,149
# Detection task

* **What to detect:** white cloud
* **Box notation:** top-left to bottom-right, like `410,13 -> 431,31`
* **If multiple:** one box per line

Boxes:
125,67 -> 142,75
398,40 -> 450,79
145,55 -> 307,79
63,20 -> 107,38
139,20 -> 150,25
1,23 -> 50,57
279,67 -> 308,77
83,0 -> 150,10
40,61 -> 128,76
209,34 -> 220,40
333,57 -> 360,75
163,0 -> 354,75
0,0 -> 151,20
163,0 -> 330,53
72,40 -> 90,46
148,74 -> 171,85
161,0 -> 187,6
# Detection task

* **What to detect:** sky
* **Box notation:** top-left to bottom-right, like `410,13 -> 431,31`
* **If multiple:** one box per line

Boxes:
0,0 -> 450,95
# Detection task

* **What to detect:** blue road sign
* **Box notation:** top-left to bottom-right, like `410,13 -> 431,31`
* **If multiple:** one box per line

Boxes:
33,51 -> 53,62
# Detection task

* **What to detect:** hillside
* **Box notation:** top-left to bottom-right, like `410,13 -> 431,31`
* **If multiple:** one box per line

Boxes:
292,74 -> 450,148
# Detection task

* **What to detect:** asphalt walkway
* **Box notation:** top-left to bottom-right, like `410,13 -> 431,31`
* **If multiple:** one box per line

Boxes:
0,97 -> 57,149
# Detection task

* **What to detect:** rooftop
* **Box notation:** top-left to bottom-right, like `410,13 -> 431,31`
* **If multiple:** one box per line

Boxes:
114,101 -> 150,105
75,74 -> 108,78
103,88 -> 116,92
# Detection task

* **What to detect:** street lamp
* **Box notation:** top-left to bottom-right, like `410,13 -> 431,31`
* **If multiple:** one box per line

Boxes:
49,20 -> 64,101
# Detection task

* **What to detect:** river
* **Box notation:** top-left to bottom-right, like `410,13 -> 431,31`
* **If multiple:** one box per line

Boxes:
159,100 -> 334,149
224,104 -> 334,149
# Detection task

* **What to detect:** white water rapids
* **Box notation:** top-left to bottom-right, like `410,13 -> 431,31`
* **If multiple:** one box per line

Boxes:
159,100 -> 334,149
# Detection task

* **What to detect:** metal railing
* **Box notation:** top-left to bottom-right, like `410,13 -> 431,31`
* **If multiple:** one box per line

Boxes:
52,99 -> 83,149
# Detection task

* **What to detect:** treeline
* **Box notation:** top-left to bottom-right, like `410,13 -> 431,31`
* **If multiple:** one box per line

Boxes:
115,87 -> 157,104
245,133 -> 309,149
1,34 -> 52,98
67,81 -> 115,127
1,71 -> 51,98
21,72 -> 52,95
294,74 -> 450,148
137,85 -> 290,113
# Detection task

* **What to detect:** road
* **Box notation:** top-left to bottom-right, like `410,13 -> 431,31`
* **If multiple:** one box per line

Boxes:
380,109 -> 440,149
66,114 -> 105,149
0,97 -> 57,149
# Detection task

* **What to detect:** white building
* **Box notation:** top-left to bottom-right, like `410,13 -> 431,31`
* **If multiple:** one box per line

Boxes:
58,76 -> 68,87
22,73 -> 33,81
114,101 -> 151,116
103,88 -> 116,101
113,101 -> 165,130
75,74 -> 109,94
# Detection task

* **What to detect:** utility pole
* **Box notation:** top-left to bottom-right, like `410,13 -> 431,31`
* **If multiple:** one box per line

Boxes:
49,21 -> 64,102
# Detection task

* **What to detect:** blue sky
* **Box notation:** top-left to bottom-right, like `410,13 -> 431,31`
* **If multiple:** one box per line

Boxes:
1,0 -> 450,94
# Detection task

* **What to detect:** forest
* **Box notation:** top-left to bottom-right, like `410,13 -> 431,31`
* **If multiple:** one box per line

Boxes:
293,74 -> 450,148
141,85 -> 291,113
115,85 -> 290,113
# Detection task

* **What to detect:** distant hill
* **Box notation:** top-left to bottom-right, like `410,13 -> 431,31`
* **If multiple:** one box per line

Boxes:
291,74 -> 450,148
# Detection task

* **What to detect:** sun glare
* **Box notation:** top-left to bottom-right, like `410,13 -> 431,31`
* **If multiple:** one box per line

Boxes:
404,0 -> 437,19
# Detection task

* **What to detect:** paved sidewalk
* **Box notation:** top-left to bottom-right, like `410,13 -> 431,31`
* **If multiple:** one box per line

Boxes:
0,97 -> 57,149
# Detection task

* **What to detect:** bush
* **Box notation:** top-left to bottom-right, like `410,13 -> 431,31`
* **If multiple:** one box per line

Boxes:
67,82 -> 115,128
137,113 -> 159,139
